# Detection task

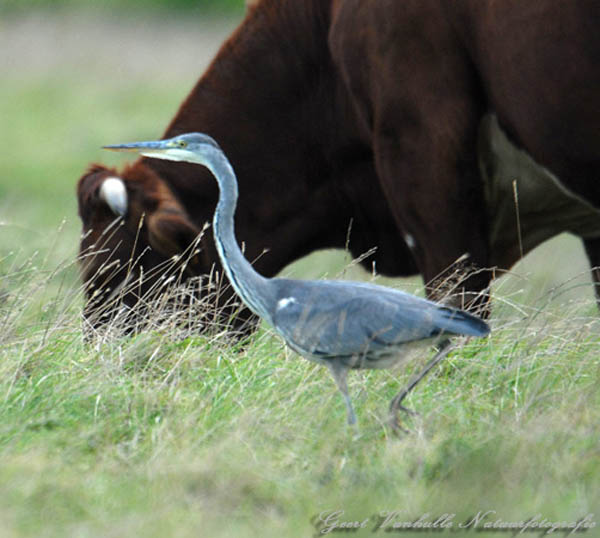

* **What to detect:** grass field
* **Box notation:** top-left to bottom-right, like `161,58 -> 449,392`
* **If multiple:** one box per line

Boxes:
1,9 -> 599,538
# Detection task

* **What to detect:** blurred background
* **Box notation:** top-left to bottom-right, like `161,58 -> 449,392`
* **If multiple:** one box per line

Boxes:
1,0 -> 242,13
0,0 -> 239,260
0,0 -> 596,316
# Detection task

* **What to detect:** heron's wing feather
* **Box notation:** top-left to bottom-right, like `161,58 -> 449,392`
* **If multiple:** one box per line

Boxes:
271,279 -> 488,359
272,290 -> 432,359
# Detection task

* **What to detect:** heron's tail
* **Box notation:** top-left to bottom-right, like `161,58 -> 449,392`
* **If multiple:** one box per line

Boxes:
434,306 -> 490,338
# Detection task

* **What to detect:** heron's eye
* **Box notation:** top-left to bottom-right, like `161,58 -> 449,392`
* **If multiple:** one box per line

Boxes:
177,140 -> 187,148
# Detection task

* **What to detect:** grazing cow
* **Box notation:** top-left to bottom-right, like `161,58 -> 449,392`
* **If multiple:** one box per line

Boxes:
77,0 -> 600,334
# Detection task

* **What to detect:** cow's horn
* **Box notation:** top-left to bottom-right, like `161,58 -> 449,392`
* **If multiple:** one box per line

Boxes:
99,177 -> 128,217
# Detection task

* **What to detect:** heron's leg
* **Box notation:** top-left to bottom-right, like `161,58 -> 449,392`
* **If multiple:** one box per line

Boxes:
327,361 -> 357,426
389,339 -> 453,431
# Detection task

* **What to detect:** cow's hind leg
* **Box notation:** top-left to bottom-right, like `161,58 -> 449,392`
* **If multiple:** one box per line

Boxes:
583,236 -> 600,309
373,109 -> 493,314
331,0 -> 493,313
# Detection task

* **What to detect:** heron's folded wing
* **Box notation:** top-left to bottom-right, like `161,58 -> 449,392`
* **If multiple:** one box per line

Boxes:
272,292 -> 441,359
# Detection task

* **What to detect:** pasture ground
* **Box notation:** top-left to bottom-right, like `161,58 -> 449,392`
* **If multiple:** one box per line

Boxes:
1,8 -> 598,538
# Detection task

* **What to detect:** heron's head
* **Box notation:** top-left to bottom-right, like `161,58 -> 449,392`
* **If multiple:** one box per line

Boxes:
104,133 -> 222,165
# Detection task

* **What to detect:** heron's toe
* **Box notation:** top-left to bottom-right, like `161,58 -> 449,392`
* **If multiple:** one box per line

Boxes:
394,403 -> 419,417
389,404 -> 419,435
389,413 -> 411,435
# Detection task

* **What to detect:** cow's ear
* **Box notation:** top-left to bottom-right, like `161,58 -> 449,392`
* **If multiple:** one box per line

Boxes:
146,208 -> 202,260
77,165 -> 126,222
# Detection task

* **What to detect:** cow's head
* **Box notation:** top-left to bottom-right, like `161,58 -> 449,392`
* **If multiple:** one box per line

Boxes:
75,0 -> 415,336
76,161 -> 242,336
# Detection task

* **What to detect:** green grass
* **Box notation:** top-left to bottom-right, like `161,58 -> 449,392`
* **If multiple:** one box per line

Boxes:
1,266 -> 599,537
1,10 -> 599,538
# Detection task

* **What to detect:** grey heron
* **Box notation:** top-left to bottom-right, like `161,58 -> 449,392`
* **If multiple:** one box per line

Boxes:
104,132 -> 490,428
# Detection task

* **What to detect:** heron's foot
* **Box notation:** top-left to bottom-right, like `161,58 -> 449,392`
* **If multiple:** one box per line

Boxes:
389,402 -> 419,434
388,386 -> 417,417
393,402 -> 418,417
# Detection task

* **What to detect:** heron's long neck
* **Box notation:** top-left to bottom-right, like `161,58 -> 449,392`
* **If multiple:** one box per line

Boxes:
204,153 -> 273,322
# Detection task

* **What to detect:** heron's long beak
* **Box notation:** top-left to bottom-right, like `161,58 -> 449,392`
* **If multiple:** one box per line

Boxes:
103,139 -> 192,162
103,140 -> 169,154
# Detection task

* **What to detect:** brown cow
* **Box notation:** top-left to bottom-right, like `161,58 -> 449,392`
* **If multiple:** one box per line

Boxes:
77,0 -> 600,334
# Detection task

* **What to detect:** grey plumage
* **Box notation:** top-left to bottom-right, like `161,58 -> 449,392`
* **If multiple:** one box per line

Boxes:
270,278 -> 488,362
269,278 -> 488,424
104,132 -> 490,427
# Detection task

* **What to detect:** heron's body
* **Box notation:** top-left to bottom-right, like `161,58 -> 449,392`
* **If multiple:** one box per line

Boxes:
104,132 -> 490,426
270,277 -> 485,366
